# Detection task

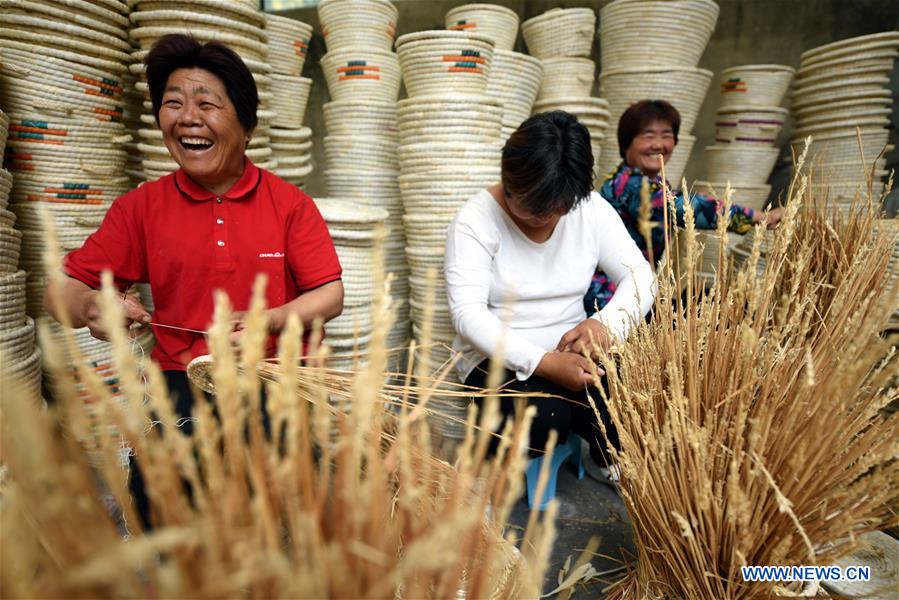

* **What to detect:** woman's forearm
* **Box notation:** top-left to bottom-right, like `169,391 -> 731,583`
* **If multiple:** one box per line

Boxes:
44,276 -> 98,329
269,279 -> 344,332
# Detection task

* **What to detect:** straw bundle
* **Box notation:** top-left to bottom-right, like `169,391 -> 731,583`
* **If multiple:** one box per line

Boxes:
705,145 -> 780,185
2,249 -> 562,598
599,0 -> 719,70
521,8 -> 595,59
264,14 -> 313,77
317,0 -> 398,52
601,153 -> 899,599
717,64 -> 794,108
485,50 -> 543,140
320,47 -> 401,102
397,30 -> 495,99
715,105 -> 788,146
790,31 -> 898,210
445,3 -> 519,52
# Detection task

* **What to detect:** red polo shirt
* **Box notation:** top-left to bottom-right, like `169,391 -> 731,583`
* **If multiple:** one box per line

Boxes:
64,159 -> 342,370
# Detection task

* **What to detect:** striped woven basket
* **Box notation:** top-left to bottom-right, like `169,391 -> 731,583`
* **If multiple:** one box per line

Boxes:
318,0 -> 398,52
445,3 -> 520,52
321,48 -> 401,102
715,105 -> 788,146
718,64 -> 794,108
265,14 -> 314,76
397,30 -> 495,98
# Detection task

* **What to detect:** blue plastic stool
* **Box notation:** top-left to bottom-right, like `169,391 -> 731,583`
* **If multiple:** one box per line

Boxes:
524,434 -> 586,510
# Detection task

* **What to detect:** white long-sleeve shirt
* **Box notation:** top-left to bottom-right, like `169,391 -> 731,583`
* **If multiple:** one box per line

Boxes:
444,189 -> 656,382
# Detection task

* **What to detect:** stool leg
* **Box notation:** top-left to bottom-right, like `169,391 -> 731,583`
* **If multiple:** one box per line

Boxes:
525,444 -> 574,510
567,434 -> 586,481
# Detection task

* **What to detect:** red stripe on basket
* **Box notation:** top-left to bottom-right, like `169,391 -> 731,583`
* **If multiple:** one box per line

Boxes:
714,138 -> 732,144
715,121 -> 738,127
339,74 -> 381,80
5,152 -> 32,160
449,23 -> 477,30
72,74 -> 123,94
10,124 -> 68,136
26,194 -> 103,205
92,108 -> 123,117
337,65 -> 381,73
10,136 -> 65,146
739,119 -> 784,125
448,66 -> 484,74
442,55 -> 486,64
292,40 -> 309,49
43,187 -> 104,195
6,163 -> 35,171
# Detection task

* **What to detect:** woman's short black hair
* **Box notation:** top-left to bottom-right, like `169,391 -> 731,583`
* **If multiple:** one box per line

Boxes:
617,100 -> 680,158
145,34 -> 258,132
501,111 -> 594,216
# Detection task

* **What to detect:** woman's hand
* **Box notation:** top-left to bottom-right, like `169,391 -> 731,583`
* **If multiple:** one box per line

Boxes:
555,318 -> 613,359
753,206 -> 783,229
229,307 -> 286,345
535,351 -> 604,392
84,291 -> 151,341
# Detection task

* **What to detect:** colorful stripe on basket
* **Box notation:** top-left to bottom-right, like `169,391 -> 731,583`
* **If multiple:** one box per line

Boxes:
338,61 -> 382,81
449,20 -> 477,30
73,74 -> 124,97
721,78 -> 748,93
292,39 -> 309,57
443,50 -> 485,74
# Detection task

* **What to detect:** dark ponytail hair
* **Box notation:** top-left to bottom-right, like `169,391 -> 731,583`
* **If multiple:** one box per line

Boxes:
501,111 -> 594,216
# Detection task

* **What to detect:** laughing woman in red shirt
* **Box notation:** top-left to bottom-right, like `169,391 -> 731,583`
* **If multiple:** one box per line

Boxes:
46,35 -> 344,423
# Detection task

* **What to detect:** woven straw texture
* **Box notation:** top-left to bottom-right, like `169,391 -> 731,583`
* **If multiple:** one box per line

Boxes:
718,64 -> 794,108
522,8 -> 595,59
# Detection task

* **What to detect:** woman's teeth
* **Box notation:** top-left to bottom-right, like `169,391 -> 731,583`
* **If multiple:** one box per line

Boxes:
180,137 -> 213,150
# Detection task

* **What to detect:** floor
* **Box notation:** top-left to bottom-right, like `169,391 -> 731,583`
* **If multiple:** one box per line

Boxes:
506,453 -> 637,598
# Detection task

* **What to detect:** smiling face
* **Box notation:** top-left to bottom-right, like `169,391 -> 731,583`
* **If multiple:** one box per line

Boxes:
159,67 -> 248,194
624,119 -> 676,178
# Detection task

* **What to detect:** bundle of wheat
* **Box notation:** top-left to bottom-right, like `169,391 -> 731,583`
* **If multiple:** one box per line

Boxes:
1,224 -> 564,598
595,148 -> 899,599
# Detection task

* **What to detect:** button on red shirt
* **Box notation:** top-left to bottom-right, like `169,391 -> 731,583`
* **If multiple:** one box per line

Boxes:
64,159 -> 342,371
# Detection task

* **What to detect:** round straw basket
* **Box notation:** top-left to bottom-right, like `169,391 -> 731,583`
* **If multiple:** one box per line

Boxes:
599,66 -> 713,133
800,31 -> 899,67
792,117 -> 890,139
793,95 -> 893,122
130,26 -> 267,62
796,51 -> 898,80
445,3 -> 520,52
715,105 -> 787,146
522,8 -> 596,59
796,106 -> 891,129
5,113 -> 127,148
269,74 -> 312,128
599,0 -> 718,70
791,76 -> 891,107
129,9 -> 267,44
321,48 -> 401,102
0,9 -> 130,53
536,58 -> 594,101
265,14 -> 314,76
0,35 -> 126,78
0,314 -> 35,361
692,181 -> 772,211
793,65 -> 895,95
717,64 -> 794,108
705,145 -> 780,185
318,0 -> 398,52
791,87 -> 891,112
0,109 -> 9,151
133,0 -> 266,26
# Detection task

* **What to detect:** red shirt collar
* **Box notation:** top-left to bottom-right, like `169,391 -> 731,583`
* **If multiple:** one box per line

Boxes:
174,157 -> 261,202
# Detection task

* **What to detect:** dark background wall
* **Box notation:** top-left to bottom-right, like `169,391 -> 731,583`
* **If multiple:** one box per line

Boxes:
277,0 -> 899,210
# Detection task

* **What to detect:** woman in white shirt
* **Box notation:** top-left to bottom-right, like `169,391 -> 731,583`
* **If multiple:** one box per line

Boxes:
444,111 -> 656,465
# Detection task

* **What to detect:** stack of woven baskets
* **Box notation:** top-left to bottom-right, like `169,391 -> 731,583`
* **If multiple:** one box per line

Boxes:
790,31 -> 899,213
314,198 -> 388,369
696,64 -> 795,210
522,8 -> 608,177
127,0 -> 275,181
318,0 -> 410,359
0,0 -> 136,401
596,0 -> 719,185
446,4 -> 541,141
265,14 -> 315,187
396,29 -> 503,440
874,220 -> 899,329
0,107 -> 41,398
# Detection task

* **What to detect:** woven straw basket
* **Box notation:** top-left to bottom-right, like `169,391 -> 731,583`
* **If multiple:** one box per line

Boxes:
718,64 -> 794,108
800,31 -> 899,68
318,0 -> 398,52
599,0 -> 718,70
265,14 -> 313,76
715,106 -> 788,146
445,3 -> 520,52
705,145 -> 780,185
537,58 -> 594,101
522,8 -> 595,59
321,48 -> 401,102
397,30 -> 495,99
